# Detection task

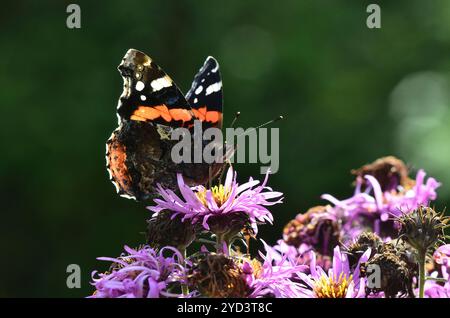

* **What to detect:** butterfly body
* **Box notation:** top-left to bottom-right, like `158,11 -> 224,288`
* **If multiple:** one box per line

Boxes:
106,49 -> 225,201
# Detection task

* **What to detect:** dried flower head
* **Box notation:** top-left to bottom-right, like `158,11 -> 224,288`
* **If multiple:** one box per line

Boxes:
349,232 -> 419,298
146,211 -> 196,249
187,253 -> 248,298
397,206 -> 449,253
351,156 -> 413,192
283,205 -> 340,256
205,212 -> 250,242
345,232 -> 383,269
360,251 -> 414,298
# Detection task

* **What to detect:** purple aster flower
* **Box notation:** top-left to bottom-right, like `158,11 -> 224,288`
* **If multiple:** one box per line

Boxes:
424,263 -> 450,298
425,281 -> 450,298
424,271 -> 450,298
90,245 -> 186,298
434,244 -> 450,271
272,239 -> 333,272
297,246 -> 371,298
322,169 -> 440,241
424,267 -> 450,298
272,240 -> 311,266
425,244 -> 450,298
148,167 -> 283,236
243,240 -> 309,298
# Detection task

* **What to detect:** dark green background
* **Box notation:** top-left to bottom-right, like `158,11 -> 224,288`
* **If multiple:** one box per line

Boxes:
1,0 -> 450,297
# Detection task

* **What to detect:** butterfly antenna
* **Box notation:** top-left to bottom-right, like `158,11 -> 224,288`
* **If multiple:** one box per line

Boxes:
218,157 -> 233,185
208,165 -> 213,189
229,111 -> 241,128
236,115 -> 284,138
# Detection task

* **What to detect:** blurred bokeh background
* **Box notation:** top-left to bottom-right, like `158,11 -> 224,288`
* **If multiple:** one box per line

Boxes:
1,0 -> 450,297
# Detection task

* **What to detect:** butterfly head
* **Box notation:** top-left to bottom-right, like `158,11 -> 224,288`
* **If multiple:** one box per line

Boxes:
118,49 -> 151,78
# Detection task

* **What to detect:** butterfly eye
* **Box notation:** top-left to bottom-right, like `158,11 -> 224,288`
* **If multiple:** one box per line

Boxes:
118,63 -> 134,77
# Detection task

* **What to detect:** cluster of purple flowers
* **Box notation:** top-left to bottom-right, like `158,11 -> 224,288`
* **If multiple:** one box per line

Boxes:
90,246 -> 187,298
91,156 -> 449,298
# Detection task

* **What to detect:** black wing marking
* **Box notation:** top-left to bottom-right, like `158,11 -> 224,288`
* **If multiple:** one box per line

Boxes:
116,49 -> 193,126
186,56 -> 223,128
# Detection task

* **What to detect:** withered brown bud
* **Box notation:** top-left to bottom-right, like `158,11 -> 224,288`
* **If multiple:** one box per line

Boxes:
397,206 -> 449,253
146,211 -> 196,250
283,205 -> 340,256
206,212 -> 250,242
356,236 -> 419,298
187,253 -> 248,298
346,232 -> 383,269
360,251 -> 414,298
351,156 -> 414,192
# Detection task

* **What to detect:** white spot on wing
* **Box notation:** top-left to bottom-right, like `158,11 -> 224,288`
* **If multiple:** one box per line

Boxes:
194,98 -> 198,103
120,193 -> 137,200
151,75 -> 172,91
195,86 -> 203,95
112,180 -> 121,193
140,95 -> 147,101
205,81 -> 222,96
107,167 -> 113,179
135,81 -> 145,91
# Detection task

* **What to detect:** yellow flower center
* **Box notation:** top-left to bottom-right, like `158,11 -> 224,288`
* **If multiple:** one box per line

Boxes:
196,184 -> 231,207
249,259 -> 263,279
313,273 -> 353,298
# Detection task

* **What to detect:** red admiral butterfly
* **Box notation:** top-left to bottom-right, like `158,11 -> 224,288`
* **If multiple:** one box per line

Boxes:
106,49 -> 226,201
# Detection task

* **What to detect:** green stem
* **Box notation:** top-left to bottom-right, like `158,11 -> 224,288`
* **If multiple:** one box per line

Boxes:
418,249 -> 426,298
179,247 -> 189,296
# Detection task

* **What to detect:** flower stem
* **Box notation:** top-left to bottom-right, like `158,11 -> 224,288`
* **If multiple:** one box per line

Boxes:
418,248 -> 426,298
179,247 -> 189,296
216,234 -> 224,253
215,234 -> 231,255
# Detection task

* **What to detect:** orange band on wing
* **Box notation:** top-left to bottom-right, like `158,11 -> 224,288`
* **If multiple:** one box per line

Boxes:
169,108 -> 193,122
192,106 -> 222,124
205,111 -> 222,124
131,105 -> 193,123
192,107 -> 206,121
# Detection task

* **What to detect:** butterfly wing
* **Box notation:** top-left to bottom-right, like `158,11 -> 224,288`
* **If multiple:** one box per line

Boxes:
186,56 -> 223,129
117,49 -> 194,127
